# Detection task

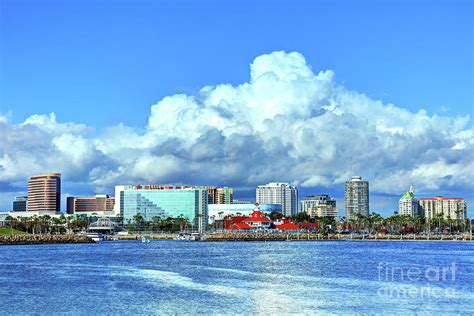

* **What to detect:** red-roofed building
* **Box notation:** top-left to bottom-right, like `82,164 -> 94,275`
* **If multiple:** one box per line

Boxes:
242,210 -> 272,228
274,219 -> 300,231
299,222 -> 318,231
224,204 -> 272,230
228,222 -> 253,230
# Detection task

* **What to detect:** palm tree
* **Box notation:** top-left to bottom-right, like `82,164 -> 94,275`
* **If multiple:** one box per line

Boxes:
52,217 -> 62,234
369,212 -> 384,233
151,216 -> 161,231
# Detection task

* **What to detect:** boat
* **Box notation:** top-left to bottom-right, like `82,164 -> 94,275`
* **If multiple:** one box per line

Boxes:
84,232 -> 104,243
141,236 -> 151,243
173,232 -> 201,241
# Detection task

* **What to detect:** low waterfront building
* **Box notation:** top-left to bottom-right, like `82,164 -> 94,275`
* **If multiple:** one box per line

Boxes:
12,196 -> 27,212
7,211 -> 65,219
232,199 -> 252,204
0,212 -> 9,227
273,218 -> 300,231
224,205 -> 272,230
398,184 -> 419,217
208,203 -> 282,223
66,194 -> 115,215
122,187 -> 208,233
419,196 -> 467,220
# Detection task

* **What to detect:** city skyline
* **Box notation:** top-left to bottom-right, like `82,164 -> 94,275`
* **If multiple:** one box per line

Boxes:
3,173 -> 470,219
1,1 -> 472,216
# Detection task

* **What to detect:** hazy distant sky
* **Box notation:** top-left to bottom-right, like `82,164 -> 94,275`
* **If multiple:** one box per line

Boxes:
0,0 -> 472,215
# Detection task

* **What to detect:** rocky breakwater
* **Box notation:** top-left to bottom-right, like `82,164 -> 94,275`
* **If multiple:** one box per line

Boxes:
0,234 -> 95,245
203,232 -> 335,241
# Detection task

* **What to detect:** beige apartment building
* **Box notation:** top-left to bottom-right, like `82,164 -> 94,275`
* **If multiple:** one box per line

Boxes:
419,196 -> 467,220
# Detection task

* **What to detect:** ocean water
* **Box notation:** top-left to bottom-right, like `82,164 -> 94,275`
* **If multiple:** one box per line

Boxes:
0,240 -> 473,315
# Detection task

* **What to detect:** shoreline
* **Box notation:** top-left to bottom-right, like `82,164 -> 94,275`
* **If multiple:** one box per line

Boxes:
0,234 -> 95,245
1,233 -> 472,245
202,233 -> 473,242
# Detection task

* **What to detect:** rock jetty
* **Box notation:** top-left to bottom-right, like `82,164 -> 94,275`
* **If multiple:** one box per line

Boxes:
0,234 -> 95,245
203,232 -> 473,242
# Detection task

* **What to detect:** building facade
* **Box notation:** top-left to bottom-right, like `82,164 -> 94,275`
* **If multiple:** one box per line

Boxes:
344,176 -> 369,220
122,188 -> 208,232
67,194 -> 115,214
301,195 -> 337,219
216,187 -> 233,204
419,196 -> 467,220
398,184 -> 419,217
256,183 -> 298,217
307,204 -> 338,219
12,196 -> 27,212
300,194 -> 337,217
197,186 -> 233,204
27,173 -> 61,213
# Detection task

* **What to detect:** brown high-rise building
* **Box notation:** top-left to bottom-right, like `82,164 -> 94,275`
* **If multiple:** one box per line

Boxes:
27,173 -> 61,213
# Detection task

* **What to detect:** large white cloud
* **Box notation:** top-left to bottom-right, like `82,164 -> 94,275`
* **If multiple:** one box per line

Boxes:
0,51 -> 472,211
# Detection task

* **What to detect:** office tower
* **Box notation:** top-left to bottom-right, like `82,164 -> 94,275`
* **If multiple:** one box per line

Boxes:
27,173 -> 61,213
66,194 -> 115,214
398,184 -> 419,217
12,196 -> 27,212
256,182 -> 298,217
301,195 -> 337,219
419,196 -> 467,220
345,176 -> 369,220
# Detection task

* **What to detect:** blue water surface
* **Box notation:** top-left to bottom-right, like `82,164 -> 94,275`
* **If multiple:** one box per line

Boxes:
0,241 -> 473,315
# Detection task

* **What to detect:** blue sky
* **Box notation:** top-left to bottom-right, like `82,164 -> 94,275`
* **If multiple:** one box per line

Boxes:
0,0 -> 473,215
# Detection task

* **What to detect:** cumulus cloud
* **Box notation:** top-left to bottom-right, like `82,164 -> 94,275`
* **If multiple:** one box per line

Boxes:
0,51 -> 472,211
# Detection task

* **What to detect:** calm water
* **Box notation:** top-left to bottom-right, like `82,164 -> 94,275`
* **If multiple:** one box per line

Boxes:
0,240 -> 473,315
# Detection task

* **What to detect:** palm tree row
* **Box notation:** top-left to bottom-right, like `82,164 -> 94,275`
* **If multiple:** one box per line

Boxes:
347,212 -> 471,235
125,213 -> 192,232
5,214 -> 89,234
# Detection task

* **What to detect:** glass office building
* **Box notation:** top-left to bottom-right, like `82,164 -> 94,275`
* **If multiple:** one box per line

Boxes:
122,189 -> 208,232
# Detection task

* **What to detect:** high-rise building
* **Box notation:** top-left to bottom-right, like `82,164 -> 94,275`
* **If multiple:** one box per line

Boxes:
67,194 -> 115,215
419,196 -> 467,220
398,184 -> 419,217
12,196 -> 27,212
301,195 -> 337,219
27,173 -> 61,213
345,176 -> 369,220
216,187 -> 233,204
256,182 -> 298,217
198,186 -> 233,204
122,188 -> 208,233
